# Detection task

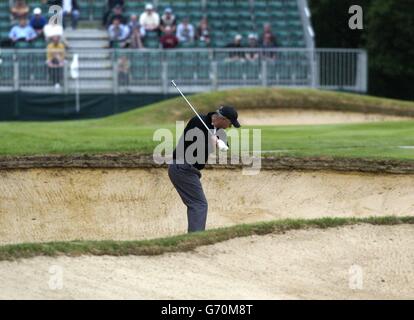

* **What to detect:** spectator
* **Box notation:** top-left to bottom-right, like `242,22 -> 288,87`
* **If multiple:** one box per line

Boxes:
139,3 -> 160,32
118,56 -> 130,86
30,8 -> 47,37
9,18 -> 37,44
108,17 -> 130,48
160,7 -> 176,33
106,4 -> 127,27
43,20 -> 70,47
245,33 -> 259,61
160,25 -> 178,49
46,35 -> 65,88
127,15 -> 145,48
44,20 -> 63,39
11,0 -> 29,20
260,23 -> 277,47
63,0 -> 80,30
103,0 -> 125,26
196,17 -> 210,46
262,33 -> 277,59
226,34 -> 244,60
176,17 -> 194,44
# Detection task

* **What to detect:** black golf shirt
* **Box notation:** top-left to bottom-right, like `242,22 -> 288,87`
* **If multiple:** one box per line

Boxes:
173,112 -> 226,170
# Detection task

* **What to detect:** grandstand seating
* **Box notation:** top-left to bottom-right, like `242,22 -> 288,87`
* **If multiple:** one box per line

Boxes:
0,0 -> 307,49
0,0 -> 312,89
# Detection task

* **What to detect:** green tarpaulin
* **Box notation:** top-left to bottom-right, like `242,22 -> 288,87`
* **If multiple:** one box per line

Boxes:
0,92 -> 174,121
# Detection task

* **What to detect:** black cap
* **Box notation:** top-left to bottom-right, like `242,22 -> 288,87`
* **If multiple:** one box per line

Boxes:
217,105 -> 240,128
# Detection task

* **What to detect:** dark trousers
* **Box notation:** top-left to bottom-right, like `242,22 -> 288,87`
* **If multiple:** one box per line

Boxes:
168,163 -> 208,233
48,66 -> 63,85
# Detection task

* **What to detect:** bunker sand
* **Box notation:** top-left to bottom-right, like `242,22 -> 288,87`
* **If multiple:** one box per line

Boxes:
1,168 -> 413,245
0,224 -> 413,299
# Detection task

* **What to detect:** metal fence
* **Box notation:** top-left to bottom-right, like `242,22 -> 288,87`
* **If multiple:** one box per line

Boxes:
0,48 -> 367,93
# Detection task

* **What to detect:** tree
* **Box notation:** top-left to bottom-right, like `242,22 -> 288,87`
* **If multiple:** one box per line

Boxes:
366,0 -> 414,100
309,0 -> 414,101
309,0 -> 371,48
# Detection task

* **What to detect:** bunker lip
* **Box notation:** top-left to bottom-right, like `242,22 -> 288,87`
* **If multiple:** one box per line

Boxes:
1,153 -> 414,174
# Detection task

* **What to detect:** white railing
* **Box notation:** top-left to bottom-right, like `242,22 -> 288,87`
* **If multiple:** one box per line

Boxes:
0,48 -> 367,93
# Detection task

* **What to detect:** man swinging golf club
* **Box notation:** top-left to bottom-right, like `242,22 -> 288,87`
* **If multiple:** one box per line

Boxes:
169,80 -> 241,233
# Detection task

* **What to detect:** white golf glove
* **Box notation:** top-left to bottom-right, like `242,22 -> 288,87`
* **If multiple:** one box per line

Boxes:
217,138 -> 229,152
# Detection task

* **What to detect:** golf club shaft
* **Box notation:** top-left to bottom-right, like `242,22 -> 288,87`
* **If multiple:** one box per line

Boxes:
171,80 -> 213,136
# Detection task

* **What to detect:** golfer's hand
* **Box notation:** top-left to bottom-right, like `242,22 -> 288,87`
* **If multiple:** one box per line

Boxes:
211,135 -> 218,146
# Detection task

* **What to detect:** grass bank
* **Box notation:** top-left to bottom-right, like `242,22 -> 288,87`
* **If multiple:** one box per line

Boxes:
0,88 -> 413,159
102,87 -> 414,126
0,216 -> 413,261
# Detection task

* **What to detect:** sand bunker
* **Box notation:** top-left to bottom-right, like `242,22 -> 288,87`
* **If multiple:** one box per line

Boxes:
239,109 -> 409,125
1,168 -> 413,245
1,224 -> 413,299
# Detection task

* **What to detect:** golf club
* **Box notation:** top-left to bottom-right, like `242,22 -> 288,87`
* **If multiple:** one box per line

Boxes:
171,80 -> 229,151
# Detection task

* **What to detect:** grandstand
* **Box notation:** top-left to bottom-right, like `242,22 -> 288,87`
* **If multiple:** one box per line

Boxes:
0,1 -> 310,48
0,0 -> 367,99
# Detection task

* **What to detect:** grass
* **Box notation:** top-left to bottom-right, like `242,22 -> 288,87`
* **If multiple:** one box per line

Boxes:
0,216 -> 413,261
1,121 -> 414,160
259,121 -> 414,159
0,88 -> 413,159
101,87 -> 414,126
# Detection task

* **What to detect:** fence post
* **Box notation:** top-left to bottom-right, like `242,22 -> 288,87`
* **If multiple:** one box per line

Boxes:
161,61 -> 168,94
310,49 -> 317,88
112,51 -> 119,94
63,61 -> 69,94
211,61 -> 218,90
261,59 -> 267,87
358,50 -> 368,93
13,55 -> 19,91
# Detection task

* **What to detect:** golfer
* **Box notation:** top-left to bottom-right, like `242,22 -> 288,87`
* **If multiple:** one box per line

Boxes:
168,106 -> 241,233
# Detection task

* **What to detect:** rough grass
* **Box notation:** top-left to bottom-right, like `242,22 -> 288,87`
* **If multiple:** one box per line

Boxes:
101,88 -> 414,125
0,216 -> 413,261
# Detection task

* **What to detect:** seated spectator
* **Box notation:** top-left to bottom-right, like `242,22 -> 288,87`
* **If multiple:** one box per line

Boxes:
245,34 -> 259,61
9,18 -> 37,44
63,0 -> 80,30
118,56 -> 130,86
139,3 -> 160,32
196,17 -> 211,46
260,23 -> 277,47
226,34 -> 244,60
160,7 -> 176,33
127,14 -> 146,48
30,8 -> 47,37
46,35 -> 65,88
103,0 -> 125,26
11,0 -> 29,20
160,25 -> 178,49
106,4 -> 127,28
108,17 -> 130,48
176,17 -> 194,44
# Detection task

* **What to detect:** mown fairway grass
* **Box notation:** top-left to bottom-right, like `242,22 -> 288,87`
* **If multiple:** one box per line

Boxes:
0,88 -> 413,159
1,216 -> 413,261
1,120 -> 414,159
